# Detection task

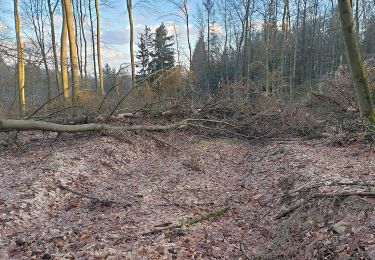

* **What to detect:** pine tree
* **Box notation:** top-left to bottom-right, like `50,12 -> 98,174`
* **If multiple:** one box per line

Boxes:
136,26 -> 153,80
149,23 -> 175,74
192,33 -> 207,91
103,63 -> 115,92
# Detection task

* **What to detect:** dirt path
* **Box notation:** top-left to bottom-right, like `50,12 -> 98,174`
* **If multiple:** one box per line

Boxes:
1,131 -> 375,259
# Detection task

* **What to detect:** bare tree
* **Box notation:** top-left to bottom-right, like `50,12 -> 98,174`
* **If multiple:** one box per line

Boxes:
47,0 -> 61,93
95,0 -> 104,95
126,0 -> 135,88
88,0 -> 98,91
167,0 -> 193,69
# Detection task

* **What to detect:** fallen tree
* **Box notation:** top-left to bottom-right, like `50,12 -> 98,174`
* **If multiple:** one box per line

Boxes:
0,119 -> 187,133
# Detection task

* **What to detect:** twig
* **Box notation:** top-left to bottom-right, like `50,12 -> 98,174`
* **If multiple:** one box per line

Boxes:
57,183 -> 131,208
275,191 -> 375,219
142,204 -> 232,236
147,134 -> 184,152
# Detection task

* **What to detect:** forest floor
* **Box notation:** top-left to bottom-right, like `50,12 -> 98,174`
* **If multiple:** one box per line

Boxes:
1,128 -> 375,259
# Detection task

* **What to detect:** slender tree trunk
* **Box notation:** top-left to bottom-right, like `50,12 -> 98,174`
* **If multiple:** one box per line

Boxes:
79,0 -> 88,82
174,23 -> 181,65
95,0 -> 104,95
290,0 -> 301,100
72,1 -> 83,80
61,0 -> 70,99
47,0 -> 61,93
242,0 -> 251,84
126,0 -> 135,88
14,0 -> 26,114
89,0 -> 98,91
355,0 -> 360,39
184,1 -> 192,70
338,0 -> 375,120
281,0 -> 290,77
63,0 -> 80,106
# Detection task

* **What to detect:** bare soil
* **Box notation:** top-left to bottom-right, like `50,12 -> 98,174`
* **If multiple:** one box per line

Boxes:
1,130 -> 375,259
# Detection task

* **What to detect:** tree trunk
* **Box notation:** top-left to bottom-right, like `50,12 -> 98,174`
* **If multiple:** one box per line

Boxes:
14,0 -> 26,114
338,0 -> 375,121
47,0 -> 61,93
184,1 -> 192,70
72,1 -> 83,80
242,0 -> 251,84
0,119 -> 187,133
63,0 -> 80,106
89,0 -> 99,91
95,0 -> 104,95
61,0 -> 70,99
127,0 -> 135,88
79,0 -> 88,83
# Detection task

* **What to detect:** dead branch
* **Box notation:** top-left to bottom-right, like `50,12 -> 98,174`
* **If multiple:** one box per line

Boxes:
147,134 -> 184,152
275,191 -> 375,219
0,119 -> 188,133
142,204 -> 231,236
57,183 -> 131,208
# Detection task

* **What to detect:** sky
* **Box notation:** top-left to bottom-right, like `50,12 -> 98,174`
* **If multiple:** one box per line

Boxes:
0,0 -> 204,69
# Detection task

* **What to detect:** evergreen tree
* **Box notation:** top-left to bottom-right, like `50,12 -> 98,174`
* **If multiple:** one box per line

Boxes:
192,33 -> 207,92
103,63 -> 115,92
136,26 -> 153,80
149,23 -> 175,73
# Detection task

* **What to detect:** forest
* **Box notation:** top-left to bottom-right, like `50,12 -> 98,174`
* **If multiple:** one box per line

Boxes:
0,0 -> 375,258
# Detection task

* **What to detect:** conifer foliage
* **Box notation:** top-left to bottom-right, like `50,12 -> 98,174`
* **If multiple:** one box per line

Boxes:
136,23 -> 175,80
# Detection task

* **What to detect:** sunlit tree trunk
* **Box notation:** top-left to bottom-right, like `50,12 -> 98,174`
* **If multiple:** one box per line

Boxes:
14,0 -> 26,114
61,0 -> 70,99
126,0 -> 135,88
95,0 -> 104,95
63,0 -> 80,105
338,0 -> 375,121
47,0 -> 61,93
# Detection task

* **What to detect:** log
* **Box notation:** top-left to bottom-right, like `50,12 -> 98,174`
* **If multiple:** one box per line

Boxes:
0,119 -> 187,133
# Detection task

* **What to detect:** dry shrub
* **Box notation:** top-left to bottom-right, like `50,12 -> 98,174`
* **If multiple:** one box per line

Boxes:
201,82 -> 319,139
115,66 -> 193,115
307,58 -> 375,117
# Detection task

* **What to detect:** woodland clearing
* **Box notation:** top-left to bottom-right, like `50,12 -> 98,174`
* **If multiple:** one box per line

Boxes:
1,125 -> 375,259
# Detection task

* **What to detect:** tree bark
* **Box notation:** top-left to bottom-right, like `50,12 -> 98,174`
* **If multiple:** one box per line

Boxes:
338,0 -> 375,121
14,0 -> 26,114
61,0 -> 70,99
89,0 -> 99,91
95,0 -> 105,95
79,0 -> 88,82
63,0 -> 80,106
47,0 -> 62,93
127,0 -> 136,88
0,119 -> 187,133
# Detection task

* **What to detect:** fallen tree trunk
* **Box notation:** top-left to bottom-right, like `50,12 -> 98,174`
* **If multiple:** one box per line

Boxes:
0,119 -> 187,133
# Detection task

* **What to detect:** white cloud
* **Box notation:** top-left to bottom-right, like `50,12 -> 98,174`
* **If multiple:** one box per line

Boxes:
0,23 -> 8,30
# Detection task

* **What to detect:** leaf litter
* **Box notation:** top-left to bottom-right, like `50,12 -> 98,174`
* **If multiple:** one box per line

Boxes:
1,131 -> 375,259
